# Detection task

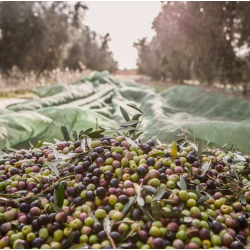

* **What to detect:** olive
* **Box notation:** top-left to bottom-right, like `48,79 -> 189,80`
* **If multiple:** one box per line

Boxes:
211,220 -> 224,234
82,161 -> 91,171
147,157 -> 155,166
206,180 -> 216,189
103,205 -> 113,213
52,222 -> 63,231
10,168 -> 19,176
152,237 -> 165,248
237,216 -> 248,228
131,209 -> 142,220
231,241 -> 244,249
86,191 -> 95,201
110,232 -> 121,243
82,177 -> 91,185
137,230 -> 149,243
19,203 -> 30,213
32,237 -> 44,248
74,165 -> 83,174
110,178 -> 119,187
74,197 -> 84,206
98,230 -> 107,241
67,187 -> 77,197
55,212 -> 67,223
31,219 -> 39,230
118,195 -> 129,204
93,222 -> 103,233
104,171 -> 113,180
136,166 -> 147,177
77,184 -> 86,193
96,187 -> 106,199
166,231 -> 176,242
235,234 -> 246,244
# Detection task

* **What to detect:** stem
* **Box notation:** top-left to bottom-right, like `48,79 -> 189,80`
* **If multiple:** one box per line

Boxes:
206,173 -> 223,186
114,220 -> 135,225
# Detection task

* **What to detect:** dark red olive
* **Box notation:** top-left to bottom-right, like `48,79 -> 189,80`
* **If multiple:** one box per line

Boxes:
137,230 -> 149,243
32,237 -> 44,248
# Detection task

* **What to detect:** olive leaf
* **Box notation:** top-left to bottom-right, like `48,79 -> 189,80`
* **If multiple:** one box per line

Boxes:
118,165 -> 124,182
46,161 -> 60,177
0,193 -> 22,198
81,139 -> 86,152
239,191 -> 247,205
88,129 -> 105,138
132,114 -> 142,120
138,206 -> 155,221
125,137 -> 138,148
202,151 -> 216,156
86,137 -> 92,148
122,196 -> 136,216
177,201 -> 185,211
116,127 -> 135,133
84,128 -> 93,134
57,183 -> 65,208
69,244 -> 87,249
197,196 -> 209,205
171,141 -> 177,160
143,185 -> 157,195
201,160 -> 211,175
104,216 -> 116,249
150,152 -> 166,157
34,139 -> 47,148
120,106 -> 130,121
161,211 -> 185,218
179,175 -> 187,190
197,140 -> 203,159
88,211 -> 99,223
62,231 -> 76,248
52,147 -> 60,160
234,154 -> 246,161
120,120 -> 139,127
151,200 -> 161,221
61,125 -> 70,141
188,167 -> 193,178
127,104 -> 144,114
117,243 -> 130,248
156,139 -> 162,146
51,203 -> 63,213
72,130 -> 78,141
176,138 -> 185,144
133,132 -> 143,140
134,183 -> 145,206
53,182 -> 64,209
154,186 -> 166,200
201,191 -> 213,200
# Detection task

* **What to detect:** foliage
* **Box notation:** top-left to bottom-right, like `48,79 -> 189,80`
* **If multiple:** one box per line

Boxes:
135,2 -> 250,94
0,2 -> 117,74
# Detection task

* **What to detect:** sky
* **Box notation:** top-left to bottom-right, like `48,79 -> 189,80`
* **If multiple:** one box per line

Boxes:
84,1 -> 162,69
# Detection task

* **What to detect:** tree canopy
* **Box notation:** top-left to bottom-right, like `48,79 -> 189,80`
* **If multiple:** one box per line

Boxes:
0,2 -> 117,73
135,1 -> 250,94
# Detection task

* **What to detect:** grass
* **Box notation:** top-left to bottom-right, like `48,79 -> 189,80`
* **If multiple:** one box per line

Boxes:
0,66 -> 90,99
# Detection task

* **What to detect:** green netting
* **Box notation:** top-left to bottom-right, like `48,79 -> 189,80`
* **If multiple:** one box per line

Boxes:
1,71 -> 250,153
